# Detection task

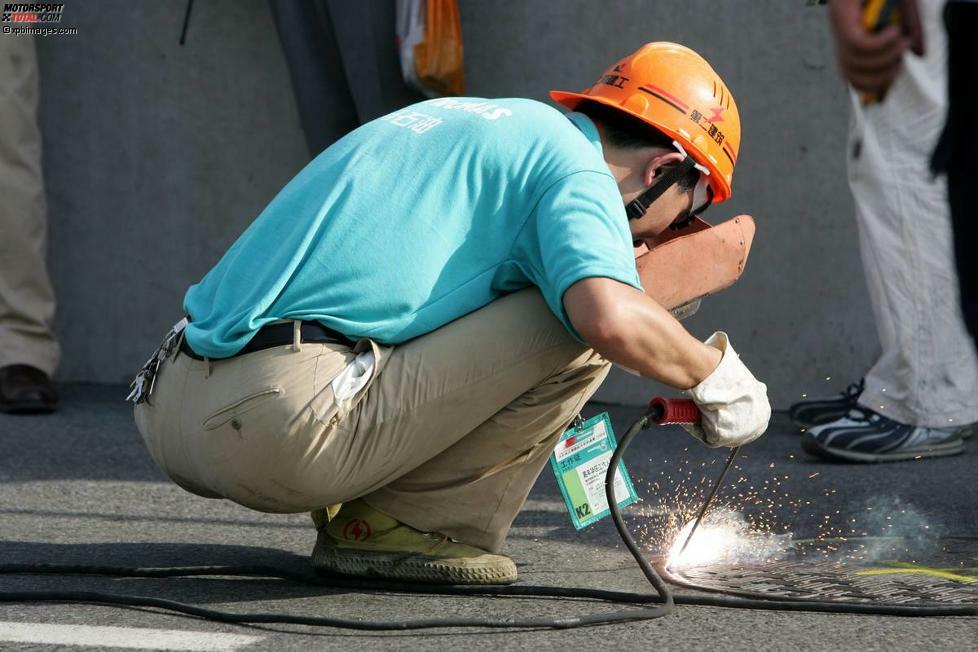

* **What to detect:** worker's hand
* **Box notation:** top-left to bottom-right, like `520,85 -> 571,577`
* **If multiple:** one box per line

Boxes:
827,0 -> 923,96
681,332 -> 770,448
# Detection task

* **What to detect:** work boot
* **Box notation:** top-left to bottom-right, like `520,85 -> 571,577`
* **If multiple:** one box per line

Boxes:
801,406 -> 965,463
0,365 -> 58,415
311,499 -> 517,585
788,379 -> 864,429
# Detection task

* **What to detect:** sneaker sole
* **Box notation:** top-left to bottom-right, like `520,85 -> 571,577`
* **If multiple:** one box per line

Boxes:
312,536 -> 518,586
801,435 -> 965,463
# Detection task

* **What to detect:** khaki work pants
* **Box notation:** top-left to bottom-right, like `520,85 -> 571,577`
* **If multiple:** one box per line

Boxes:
135,289 -> 610,553
0,35 -> 59,374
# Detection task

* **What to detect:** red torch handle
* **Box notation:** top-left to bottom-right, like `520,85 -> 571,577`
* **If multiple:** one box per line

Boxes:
648,397 -> 701,425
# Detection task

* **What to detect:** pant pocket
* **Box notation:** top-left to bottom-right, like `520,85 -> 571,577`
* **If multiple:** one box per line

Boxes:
201,387 -> 284,431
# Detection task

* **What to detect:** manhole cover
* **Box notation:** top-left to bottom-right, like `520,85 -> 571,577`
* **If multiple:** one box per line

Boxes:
661,537 -> 978,605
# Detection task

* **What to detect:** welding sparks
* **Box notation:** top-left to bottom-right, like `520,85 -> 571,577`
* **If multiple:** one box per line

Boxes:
634,457 -> 803,560
666,510 -> 793,569
632,450 -> 937,570
632,441 -> 944,574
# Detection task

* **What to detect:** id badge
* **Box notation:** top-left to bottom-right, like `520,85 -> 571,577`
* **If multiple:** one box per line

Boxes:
549,412 -> 638,530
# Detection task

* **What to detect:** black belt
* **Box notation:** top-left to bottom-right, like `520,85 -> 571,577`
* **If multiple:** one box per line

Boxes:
179,321 -> 353,361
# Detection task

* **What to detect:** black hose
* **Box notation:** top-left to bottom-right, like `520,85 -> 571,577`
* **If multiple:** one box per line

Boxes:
1,408 -> 975,629
1,562 -> 973,628
604,411 -> 674,619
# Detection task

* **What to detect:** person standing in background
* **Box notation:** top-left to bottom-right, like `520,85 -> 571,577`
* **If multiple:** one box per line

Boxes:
790,0 -> 978,462
792,0 -> 978,462
0,34 -> 60,414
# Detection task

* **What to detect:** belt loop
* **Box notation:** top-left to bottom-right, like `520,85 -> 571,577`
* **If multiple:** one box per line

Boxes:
293,320 -> 302,352
203,357 -> 211,378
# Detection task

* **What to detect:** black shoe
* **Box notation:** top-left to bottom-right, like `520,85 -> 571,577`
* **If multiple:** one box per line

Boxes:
801,406 -> 965,463
788,379 -> 864,429
0,365 -> 58,414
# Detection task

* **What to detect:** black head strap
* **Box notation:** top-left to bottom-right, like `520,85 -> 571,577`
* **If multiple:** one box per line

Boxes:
625,156 -> 697,221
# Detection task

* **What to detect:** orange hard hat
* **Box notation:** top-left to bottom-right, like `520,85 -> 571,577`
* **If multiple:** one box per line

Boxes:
550,42 -> 741,203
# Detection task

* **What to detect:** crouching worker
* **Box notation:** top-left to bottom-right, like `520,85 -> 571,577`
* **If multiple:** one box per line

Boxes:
132,42 -> 770,586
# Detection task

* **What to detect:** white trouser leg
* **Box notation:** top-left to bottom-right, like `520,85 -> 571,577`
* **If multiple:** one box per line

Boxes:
847,0 -> 978,427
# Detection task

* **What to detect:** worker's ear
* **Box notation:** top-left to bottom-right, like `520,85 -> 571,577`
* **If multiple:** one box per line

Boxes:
643,150 -> 686,187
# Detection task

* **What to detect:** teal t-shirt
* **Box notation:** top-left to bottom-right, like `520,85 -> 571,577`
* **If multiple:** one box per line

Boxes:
183,98 -> 643,358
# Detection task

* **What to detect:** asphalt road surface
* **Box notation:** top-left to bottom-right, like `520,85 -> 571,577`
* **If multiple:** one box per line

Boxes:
1,384 -> 975,651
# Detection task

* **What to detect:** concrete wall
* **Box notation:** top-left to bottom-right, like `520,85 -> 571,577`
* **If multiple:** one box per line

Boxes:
35,0 -> 879,407
37,0 -> 310,382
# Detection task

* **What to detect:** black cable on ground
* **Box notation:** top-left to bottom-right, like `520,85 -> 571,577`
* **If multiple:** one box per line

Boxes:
0,561 -> 666,630
605,410 -> 674,620
1,563 -> 974,628
0,563 -> 657,604
1,408 -> 975,629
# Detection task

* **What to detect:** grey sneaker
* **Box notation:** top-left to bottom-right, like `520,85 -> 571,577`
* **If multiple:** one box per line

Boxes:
956,422 -> 978,440
802,406 -> 965,463
789,379 -> 864,429
311,499 -> 517,585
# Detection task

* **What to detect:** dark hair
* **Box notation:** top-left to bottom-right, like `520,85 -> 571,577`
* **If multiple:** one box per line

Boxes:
575,100 -> 699,192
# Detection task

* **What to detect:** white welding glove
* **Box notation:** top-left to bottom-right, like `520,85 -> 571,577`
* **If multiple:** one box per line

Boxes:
682,331 -> 771,448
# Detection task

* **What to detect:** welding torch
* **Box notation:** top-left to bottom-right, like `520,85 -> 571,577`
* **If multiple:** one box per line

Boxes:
606,397 -> 740,575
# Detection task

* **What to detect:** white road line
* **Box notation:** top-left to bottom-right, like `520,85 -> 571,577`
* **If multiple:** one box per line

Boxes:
0,621 -> 262,651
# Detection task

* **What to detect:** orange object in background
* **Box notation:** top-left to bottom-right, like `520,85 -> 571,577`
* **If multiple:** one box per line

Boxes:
551,42 -> 741,203
858,0 -> 923,105
398,0 -> 465,97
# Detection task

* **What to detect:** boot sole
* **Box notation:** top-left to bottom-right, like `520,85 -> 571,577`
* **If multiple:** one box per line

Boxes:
311,534 -> 517,586
801,435 -> 965,463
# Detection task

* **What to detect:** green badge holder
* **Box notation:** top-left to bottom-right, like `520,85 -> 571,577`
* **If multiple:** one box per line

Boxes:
549,412 -> 638,530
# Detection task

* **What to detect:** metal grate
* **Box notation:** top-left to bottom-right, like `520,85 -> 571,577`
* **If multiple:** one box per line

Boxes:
661,537 -> 978,606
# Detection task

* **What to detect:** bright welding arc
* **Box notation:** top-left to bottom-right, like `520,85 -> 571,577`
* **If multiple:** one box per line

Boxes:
672,445 -> 741,566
